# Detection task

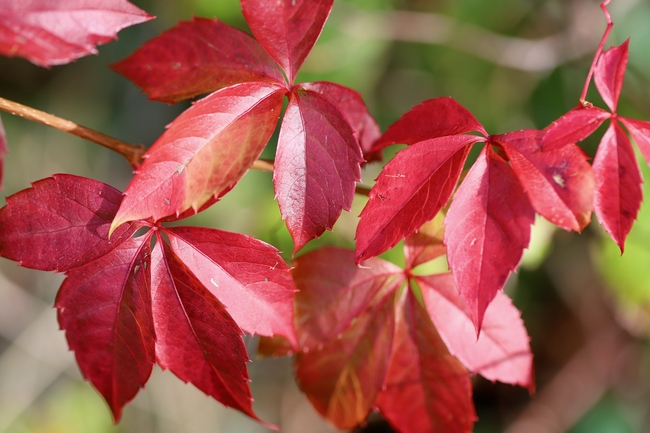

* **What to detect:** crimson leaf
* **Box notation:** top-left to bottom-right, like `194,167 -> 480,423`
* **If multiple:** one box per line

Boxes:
595,40 -> 629,113
620,117 -> 650,165
0,0 -> 153,67
112,17 -> 285,103
403,214 -> 446,270
542,104 -> 610,151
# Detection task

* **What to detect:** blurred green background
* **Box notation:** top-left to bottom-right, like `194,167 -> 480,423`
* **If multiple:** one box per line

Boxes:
1,0 -> 650,432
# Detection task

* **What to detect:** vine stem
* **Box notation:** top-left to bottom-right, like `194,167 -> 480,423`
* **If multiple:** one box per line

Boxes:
0,96 -> 373,196
579,0 -> 612,103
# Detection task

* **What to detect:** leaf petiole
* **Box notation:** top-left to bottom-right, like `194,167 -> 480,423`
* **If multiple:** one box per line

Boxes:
579,0 -> 613,104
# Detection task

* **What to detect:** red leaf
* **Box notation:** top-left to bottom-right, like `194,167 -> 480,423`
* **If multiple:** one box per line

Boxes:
112,17 -> 285,103
620,117 -> 650,165
418,273 -> 534,390
542,105 -> 610,151
355,134 -> 477,263
594,40 -> 629,113
295,292 -> 396,430
445,147 -> 535,331
403,215 -> 446,270
0,115 -> 6,188
593,121 -> 642,251
291,247 -> 403,350
56,237 -> 155,422
274,90 -> 362,252
377,290 -> 475,433
0,0 -> 152,67
371,97 -> 486,154
241,0 -> 333,84
150,238 -> 269,425
0,175 -> 136,272
112,82 -> 284,230
497,130 -> 594,231
300,81 -> 381,160
164,226 -> 297,346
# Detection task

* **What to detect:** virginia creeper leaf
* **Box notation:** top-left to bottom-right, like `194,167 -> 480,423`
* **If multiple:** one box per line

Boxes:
377,290 -> 475,433
0,174 -> 136,272
593,121 -> 642,251
56,237 -> 155,422
295,292 -> 395,430
112,82 -> 284,230
164,226 -> 297,346
594,40 -> 629,113
371,97 -> 486,154
112,17 -> 285,103
445,147 -> 535,332
542,105 -> 610,151
150,239 -> 268,425
418,273 -> 534,390
274,90 -> 362,252
356,134 -> 478,263
300,81 -> 381,159
0,115 -> 6,188
403,214 -> 446,270
291,247 -> 403,350
497,130 -> 594,231
0,0 -> 153,67
240,0 -> 333,84
620,117 -> 650,166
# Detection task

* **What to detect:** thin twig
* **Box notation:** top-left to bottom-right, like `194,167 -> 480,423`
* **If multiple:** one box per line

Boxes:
0,96 -> 146,169
579,0 -> 613,103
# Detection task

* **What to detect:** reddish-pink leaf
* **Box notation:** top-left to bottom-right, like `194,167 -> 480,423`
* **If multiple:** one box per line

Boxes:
418,273 -> 534,390
370,97 -> 486,154
593,121 -> 642,251
241,0 -> 333,84
620,117 -> 650,165
542,105 -> 610,151
112,82 -> 284,230
0,174 -> 135,272
445,147 -> 535,332
594,40 -> 629,112
295,292 -> 396,430
150,238 -> 269,425
56,237 -> 155,422
355,134 -> 478,263
112,17 -> 285,103
0,115 -> 6,188
403,215 -> 446,270
0,0 -> 152,67
164,226 -> 297,346
377,290 -> 475,433
291,247 -> 403,350
497,130 -> 594,231
274,90 -> 362,252
300,81 -> 381,159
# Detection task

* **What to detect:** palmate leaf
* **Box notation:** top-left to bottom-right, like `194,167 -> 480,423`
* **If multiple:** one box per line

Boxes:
377,290 -> 475,433
403,214 -> 446,269
621,117 -> 650,165
112,82 -> 284,231
594,40 -> 629,113
541,105 -> 610,151
112,17 -> 285,103
241,0 -> 333,84
0,0 -> 152,67
275,89 -> 363,252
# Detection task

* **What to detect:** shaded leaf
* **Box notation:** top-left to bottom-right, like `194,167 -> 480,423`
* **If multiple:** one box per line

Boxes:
371,97 -> 486,154
377,290 -> 475,433
112,17 -> 285,103
0,0 -> 152,67
274,90 -> 362,252
594,40 -> 629,112
165,226 -> 297,345
497,130 -> 594,231
403,214 -> 446,270
241,0 -> 333,84
445,147 -> 535,331
112,82 -> 284,230
356,134 -> 477,263
593,121 -> 642,251
56,237 -> 155,422
418,274 -> 534,390
542,105 -> 610,151
620,117 -> 650,166
295,292 -> 395,430
150,239 -> 269,425
0,175 -> 136,272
